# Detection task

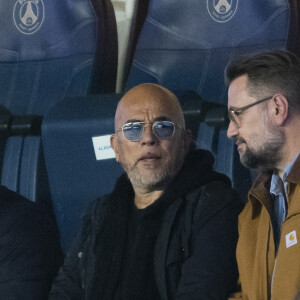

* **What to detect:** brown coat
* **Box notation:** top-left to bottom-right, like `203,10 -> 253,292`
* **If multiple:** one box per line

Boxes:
230,156 -> 300,300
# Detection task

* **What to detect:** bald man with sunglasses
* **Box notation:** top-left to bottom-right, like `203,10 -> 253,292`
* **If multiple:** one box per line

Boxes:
50,83 -> 243,300
226,51 -> 300,300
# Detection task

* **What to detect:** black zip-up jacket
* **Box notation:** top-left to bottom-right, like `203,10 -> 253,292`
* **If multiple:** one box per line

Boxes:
49,150 -> 244,299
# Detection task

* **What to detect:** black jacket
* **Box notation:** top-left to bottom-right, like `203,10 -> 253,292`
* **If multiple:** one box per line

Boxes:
0,186 -> 63,300
50,150 -> 244,299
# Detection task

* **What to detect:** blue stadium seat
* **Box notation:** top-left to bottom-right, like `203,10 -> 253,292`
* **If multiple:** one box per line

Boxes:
42,92 -> 215,252
42,94 -> 122,252
126,0 -> 300,199
0,0 -> 118,205
42,0 -> 300,251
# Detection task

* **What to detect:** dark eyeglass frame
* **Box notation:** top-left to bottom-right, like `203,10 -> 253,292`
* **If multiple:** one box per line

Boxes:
116,121 -> 182,142
228,95 -> 274,128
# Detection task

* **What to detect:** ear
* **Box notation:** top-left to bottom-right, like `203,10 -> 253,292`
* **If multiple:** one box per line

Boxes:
272,94 -> 289,126
110,134 -> 120,162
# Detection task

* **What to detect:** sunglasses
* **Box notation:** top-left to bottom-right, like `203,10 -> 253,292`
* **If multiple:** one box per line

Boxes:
228,95 -> 273,128
116,121 -> 181,142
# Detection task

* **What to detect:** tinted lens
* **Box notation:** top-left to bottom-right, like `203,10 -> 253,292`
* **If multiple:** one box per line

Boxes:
153,121 -> 175,139
123,122 -> 143,141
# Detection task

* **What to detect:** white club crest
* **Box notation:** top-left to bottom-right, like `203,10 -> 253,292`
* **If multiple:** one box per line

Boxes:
13,0 -> 45,35
215,0 -> 231,14
207,0 -> 238,23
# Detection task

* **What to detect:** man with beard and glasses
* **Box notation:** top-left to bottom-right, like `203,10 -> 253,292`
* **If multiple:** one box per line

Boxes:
50,83 -> 244,300
225,50 -> 300,300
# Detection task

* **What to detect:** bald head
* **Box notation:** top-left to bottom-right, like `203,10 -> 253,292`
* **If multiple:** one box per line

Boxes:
111,83 -> 190,199
114,83 -> 185,131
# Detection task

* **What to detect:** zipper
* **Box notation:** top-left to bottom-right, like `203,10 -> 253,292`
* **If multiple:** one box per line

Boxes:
82,201 -> 103,300
271,257 -> 277,296
270,217 -> 278,297
83,225 -> 94,300
81,250 -> 87,300
81,219 -> 94,300
270,216 -> 286,296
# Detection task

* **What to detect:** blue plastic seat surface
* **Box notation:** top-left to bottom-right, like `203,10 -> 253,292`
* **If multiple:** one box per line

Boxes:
126,0 -> 298,200
42,94 -> 123,252
42,91 -> 210,252
0,0 -> 101,115
127,0 -> 293,103
0,0 -> 118,208
41,0 -> 299,251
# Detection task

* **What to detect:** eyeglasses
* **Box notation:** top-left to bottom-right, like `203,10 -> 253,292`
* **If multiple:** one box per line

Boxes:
116,121 -> 181,142
228,95 -> 273,128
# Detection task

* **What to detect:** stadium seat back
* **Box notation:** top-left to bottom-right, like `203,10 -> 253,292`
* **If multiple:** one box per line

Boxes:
0,0 -> 118,205
125,0 -> 299,199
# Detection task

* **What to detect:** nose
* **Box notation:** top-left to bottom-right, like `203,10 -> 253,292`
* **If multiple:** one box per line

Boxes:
227,120 -> 239,139
140,124 -> 158,145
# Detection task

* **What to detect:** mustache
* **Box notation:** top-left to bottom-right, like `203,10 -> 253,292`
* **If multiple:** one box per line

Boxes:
232,136 -> 246,145
128,153 -> 161,172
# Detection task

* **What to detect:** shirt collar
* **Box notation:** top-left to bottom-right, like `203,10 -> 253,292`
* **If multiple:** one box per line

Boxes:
270,173 -> 283,197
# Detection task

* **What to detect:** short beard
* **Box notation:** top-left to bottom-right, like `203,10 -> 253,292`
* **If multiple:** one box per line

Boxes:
126,164 -> 171,191
238,124 -> 285,172
121,152 -> 185,192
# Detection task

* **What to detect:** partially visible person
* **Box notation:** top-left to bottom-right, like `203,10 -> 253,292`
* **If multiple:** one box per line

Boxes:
0,186 -> 63,299
50,83 -> 244,299
225,50 -> 300,300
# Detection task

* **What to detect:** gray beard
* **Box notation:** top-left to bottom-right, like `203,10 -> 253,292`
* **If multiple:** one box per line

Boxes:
127,166 -> 171,191
122,156 -> 184,192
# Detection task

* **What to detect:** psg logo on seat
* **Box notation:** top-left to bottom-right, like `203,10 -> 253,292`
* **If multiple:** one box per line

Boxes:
207,0 -> 238,23
13,0 -> 44,35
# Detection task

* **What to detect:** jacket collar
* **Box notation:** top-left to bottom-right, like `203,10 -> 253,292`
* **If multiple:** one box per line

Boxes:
111,149 -> 231,209
249,172 -> 273,218
164,149 -> 231,200
249,155 -> 300,219
286,155 -> 300,185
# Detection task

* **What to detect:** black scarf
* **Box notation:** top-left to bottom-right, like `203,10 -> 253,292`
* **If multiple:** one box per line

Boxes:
90,149 -> 231,299
88,173 -> 133,299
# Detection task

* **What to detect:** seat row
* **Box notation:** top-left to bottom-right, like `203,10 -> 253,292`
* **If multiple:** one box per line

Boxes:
0,0 -> 299,252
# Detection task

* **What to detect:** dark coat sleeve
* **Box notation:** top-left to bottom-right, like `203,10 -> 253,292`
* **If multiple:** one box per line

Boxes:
174,181 -> 244,300
49,197 -> 106,300
48,233 -> 84,300
0,188 -> 63,300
